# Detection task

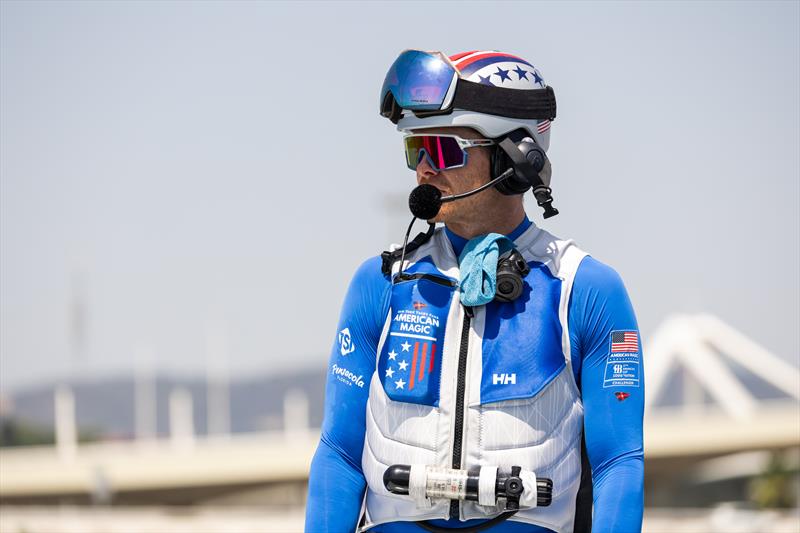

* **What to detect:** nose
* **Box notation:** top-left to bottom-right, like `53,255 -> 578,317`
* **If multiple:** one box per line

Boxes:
416,153 -> 439,183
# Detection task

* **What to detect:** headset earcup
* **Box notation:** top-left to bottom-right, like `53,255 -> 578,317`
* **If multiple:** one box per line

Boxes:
492,144 -> 532,196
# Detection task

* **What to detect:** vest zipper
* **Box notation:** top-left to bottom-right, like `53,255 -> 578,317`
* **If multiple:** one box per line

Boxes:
450,304 -> 473,520
393,272 -> 458,287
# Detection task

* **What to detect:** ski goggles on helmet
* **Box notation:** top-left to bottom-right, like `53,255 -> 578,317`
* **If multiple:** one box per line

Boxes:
380,50 -> 558,124
381,50 -> 458,115
404,134 -> 494,171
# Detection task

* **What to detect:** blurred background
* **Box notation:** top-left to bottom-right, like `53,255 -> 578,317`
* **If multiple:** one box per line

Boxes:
1,1 -> 798,532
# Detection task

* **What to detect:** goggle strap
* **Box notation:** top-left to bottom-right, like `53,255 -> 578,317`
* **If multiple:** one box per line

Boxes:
382,92 -> 404,124
414,80 -> 557,121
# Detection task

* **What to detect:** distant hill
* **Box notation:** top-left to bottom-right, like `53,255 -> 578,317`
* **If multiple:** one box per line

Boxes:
1,369 -> 327,440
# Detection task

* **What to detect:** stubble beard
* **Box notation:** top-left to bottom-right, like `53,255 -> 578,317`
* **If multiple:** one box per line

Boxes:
435,184 -> 494,226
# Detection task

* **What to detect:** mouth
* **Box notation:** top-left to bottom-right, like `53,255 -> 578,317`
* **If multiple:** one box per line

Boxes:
421,183 -> 448,196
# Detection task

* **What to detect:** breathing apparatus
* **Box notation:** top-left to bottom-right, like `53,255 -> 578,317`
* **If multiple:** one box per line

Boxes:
380,49 -> 557,303
383,463 -> 553,533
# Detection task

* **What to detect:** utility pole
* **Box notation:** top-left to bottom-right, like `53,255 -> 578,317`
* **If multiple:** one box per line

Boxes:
134,346 -> 157,442
54,269 -> 88,460
205,322 -> 231,438
169,386 -> 195,450
54,385 -> 77,461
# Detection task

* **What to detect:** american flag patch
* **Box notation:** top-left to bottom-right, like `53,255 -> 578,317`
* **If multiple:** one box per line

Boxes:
611,331 -> 639,353
537,120 -> 551,134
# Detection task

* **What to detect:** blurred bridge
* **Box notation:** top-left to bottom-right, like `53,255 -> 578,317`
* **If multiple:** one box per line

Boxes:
641,313 -> 799,507
0,430 -> 317,505
1,314 -> 798,507
644,313 -> 799,457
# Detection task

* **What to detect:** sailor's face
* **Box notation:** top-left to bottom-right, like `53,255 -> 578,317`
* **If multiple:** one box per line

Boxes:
413,127 -> 495,225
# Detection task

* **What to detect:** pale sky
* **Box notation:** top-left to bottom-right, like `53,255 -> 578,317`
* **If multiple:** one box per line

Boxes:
1,1 -> 798,390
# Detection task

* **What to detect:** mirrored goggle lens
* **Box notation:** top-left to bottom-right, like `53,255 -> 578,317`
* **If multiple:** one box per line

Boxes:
404,136 -> 466,171
381,50 -> 456,112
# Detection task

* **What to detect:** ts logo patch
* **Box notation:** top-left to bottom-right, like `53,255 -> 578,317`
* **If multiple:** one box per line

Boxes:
615,391 -> 630,402
338,328 -> 355,356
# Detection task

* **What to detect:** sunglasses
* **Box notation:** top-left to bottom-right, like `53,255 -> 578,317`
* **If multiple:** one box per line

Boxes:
404,134 -> 494,172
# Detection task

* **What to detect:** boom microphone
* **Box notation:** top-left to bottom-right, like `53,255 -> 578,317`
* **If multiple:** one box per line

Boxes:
408,168 -> 514,220
408,184 -> 442,221
396,168 -> 516,282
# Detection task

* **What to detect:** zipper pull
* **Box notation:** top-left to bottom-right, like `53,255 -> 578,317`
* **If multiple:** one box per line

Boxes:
463,305 -> 474,319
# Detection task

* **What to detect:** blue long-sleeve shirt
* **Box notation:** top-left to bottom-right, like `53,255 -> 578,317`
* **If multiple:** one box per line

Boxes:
306,218 -> 644,532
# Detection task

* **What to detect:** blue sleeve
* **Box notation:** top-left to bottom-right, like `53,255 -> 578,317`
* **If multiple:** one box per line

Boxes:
305,256 -> 391,533
569,256 -> 645,533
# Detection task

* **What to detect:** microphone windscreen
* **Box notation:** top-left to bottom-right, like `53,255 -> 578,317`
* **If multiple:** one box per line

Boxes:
408,184 -> 442,220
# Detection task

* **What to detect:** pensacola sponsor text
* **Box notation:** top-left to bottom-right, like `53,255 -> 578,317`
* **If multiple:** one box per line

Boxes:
331,363 -> 365,388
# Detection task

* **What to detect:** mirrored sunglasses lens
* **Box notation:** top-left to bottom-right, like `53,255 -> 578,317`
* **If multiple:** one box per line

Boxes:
404,137 -> 422,169
404,136 -> 465,171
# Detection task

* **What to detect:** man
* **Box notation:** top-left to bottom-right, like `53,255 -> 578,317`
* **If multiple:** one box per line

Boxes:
306,50 -> 644,532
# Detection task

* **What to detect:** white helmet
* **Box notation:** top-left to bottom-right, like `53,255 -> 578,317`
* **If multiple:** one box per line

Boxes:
380,50 -> 559,216
385,50 -> 555,151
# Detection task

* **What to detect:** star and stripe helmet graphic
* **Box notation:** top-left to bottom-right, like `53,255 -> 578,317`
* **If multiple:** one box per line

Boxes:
449,50 -> 547,90
393,50 -> 553,152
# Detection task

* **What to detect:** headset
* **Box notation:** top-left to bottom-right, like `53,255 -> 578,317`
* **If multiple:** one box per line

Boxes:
491,128 -> 559,219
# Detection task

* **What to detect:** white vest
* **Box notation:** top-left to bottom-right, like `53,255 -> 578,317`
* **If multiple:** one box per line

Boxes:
360,224 -> 588,533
